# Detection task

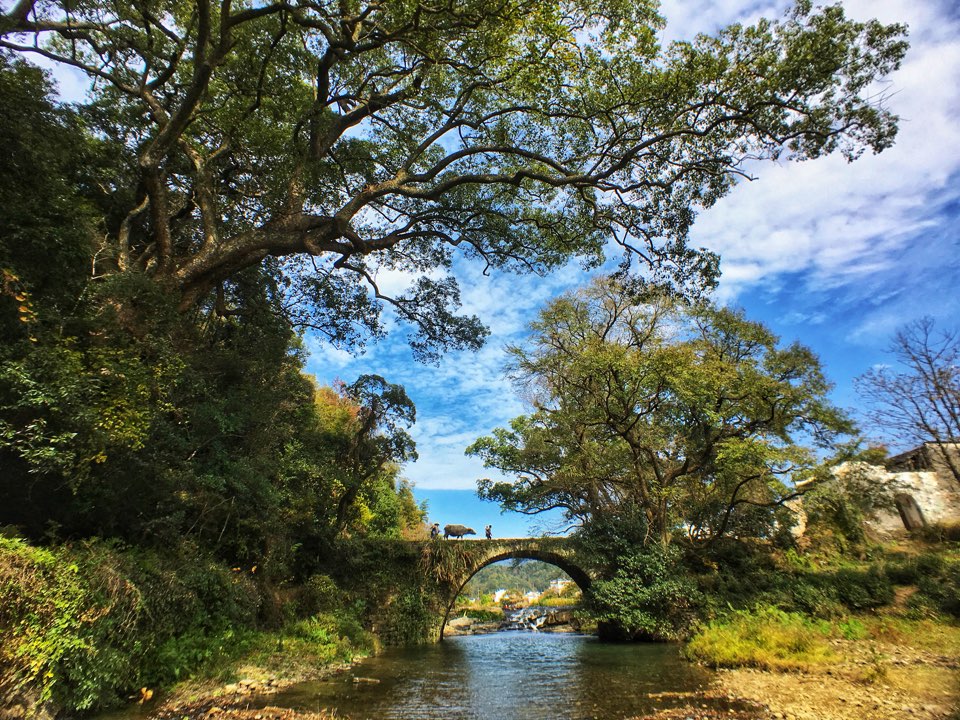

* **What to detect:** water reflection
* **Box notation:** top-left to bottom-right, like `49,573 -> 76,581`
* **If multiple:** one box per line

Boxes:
262,633 -> 715,720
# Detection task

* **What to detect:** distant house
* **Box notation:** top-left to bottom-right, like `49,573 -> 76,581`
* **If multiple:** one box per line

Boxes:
492,589 -> 508,603
524,590 -> 541,603
549,578 -> 572,593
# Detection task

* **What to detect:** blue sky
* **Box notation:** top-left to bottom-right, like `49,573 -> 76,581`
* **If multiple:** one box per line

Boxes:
24,0 -> 959,537
302,0 -> 960,537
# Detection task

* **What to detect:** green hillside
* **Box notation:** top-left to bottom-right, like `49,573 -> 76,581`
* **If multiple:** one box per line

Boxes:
463,560 -> 572,597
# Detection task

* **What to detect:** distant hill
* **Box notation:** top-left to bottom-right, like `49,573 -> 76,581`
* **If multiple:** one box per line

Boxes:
462,560 -> 571,596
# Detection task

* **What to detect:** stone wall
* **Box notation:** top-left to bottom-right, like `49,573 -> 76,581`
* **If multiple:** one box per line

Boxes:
866,468 -> 960,536
864,444 -> 960,536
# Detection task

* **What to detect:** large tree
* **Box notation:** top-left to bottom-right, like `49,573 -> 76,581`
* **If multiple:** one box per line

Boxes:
468,278 -> 852,545
1,0 -> 906,358
856,318 -> 960,483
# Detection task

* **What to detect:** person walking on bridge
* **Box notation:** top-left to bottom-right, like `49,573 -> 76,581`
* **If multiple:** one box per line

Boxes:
485,525 -> 492,539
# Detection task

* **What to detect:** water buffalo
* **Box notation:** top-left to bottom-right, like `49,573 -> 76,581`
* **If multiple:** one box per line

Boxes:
443,524 -> 476,539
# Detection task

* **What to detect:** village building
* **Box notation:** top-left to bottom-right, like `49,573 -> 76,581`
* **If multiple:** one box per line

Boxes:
867,442 -> 960,535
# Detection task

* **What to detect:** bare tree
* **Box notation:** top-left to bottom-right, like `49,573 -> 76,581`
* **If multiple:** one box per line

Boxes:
857,318 -> 960,484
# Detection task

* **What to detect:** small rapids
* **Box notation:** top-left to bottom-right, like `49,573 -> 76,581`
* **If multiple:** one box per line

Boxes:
499,604 -> 576,631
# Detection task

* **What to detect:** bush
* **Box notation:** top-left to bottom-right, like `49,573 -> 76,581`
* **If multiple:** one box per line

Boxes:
0,536 -> 267,716
0,537 -> 141,713
914,559 -> 960,618
290,611 -> 375,662
913,521 -> 960,544
460,608 -> 502,621
589,544 -> 703,640
828,567 -> 894,610
298,574 -> 341,615
685,606 -> 835,670
885,552 -> 945,585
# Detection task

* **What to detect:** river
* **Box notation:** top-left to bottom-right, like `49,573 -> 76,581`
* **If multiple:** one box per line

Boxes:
255,632 -> 722,720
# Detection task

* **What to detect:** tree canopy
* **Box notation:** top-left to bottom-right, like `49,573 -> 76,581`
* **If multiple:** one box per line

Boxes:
0,0 -> 907,358
468,278 -> 853,545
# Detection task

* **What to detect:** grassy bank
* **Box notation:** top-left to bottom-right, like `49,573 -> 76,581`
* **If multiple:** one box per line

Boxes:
672,537 -> 960,720
0,535 -> 375,719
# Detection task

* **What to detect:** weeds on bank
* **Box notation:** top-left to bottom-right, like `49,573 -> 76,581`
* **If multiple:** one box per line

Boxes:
685,606 -> 837,671
685,604 -> 960,676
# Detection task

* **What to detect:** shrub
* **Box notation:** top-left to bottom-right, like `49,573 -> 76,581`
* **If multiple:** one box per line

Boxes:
829,567 -> 894,610
885,552 -> 945,585
0,537 -> 141,713
589,544 -> 703,640
0,536 -> 267,716
912,521 -> 960,544
914,559 -> 960,618
298,574 -> 341,615
290,610 -> 374,662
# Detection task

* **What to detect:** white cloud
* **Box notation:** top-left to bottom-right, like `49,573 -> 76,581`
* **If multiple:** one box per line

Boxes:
686,1 -> 960,325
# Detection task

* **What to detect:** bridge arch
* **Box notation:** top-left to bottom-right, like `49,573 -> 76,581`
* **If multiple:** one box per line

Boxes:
438,539 -> 593,639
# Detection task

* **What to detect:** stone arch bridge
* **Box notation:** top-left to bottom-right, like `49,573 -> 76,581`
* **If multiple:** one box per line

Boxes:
433,537 -> 593,638
349,537 -> 595,644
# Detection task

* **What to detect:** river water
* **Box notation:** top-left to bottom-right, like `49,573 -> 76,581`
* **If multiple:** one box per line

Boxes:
257,632 -> 720,720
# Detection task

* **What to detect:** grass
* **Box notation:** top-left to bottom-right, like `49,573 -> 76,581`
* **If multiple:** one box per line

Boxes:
859,615 -> 960,654
685,606 -> 837,671
537,597 -> 577,607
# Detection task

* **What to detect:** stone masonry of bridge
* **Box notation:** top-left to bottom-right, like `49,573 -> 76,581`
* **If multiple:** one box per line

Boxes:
360,537 -> 594,644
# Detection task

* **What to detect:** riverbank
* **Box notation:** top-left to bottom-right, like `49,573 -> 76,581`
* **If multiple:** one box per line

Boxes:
135,624 -> 958,720
109,649 -> 362,720
640,625 -> 960,720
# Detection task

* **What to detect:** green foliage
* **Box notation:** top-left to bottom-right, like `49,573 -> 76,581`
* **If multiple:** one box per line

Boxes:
290,612 -> 375,661
1,0 -> 907,355
912,558 -> 960,618
589,544 -> 703,640
828,567 -> 894,611
316,539 -> 443,646
685,606 -> 836,671
471,278 -> 852,546
298,574 -> 342,616
837,617 -> 868,641
0,52 -> 421,563
0,534 -> 383,715
912,521 -> 960,544
0,536 -> 263,713
691,540 -> 897,619
459,608 -> 503,622
462,560 -> 572,597
0,537 -> 138,713
0,53 -> 95,321
802,449 -> 896,553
